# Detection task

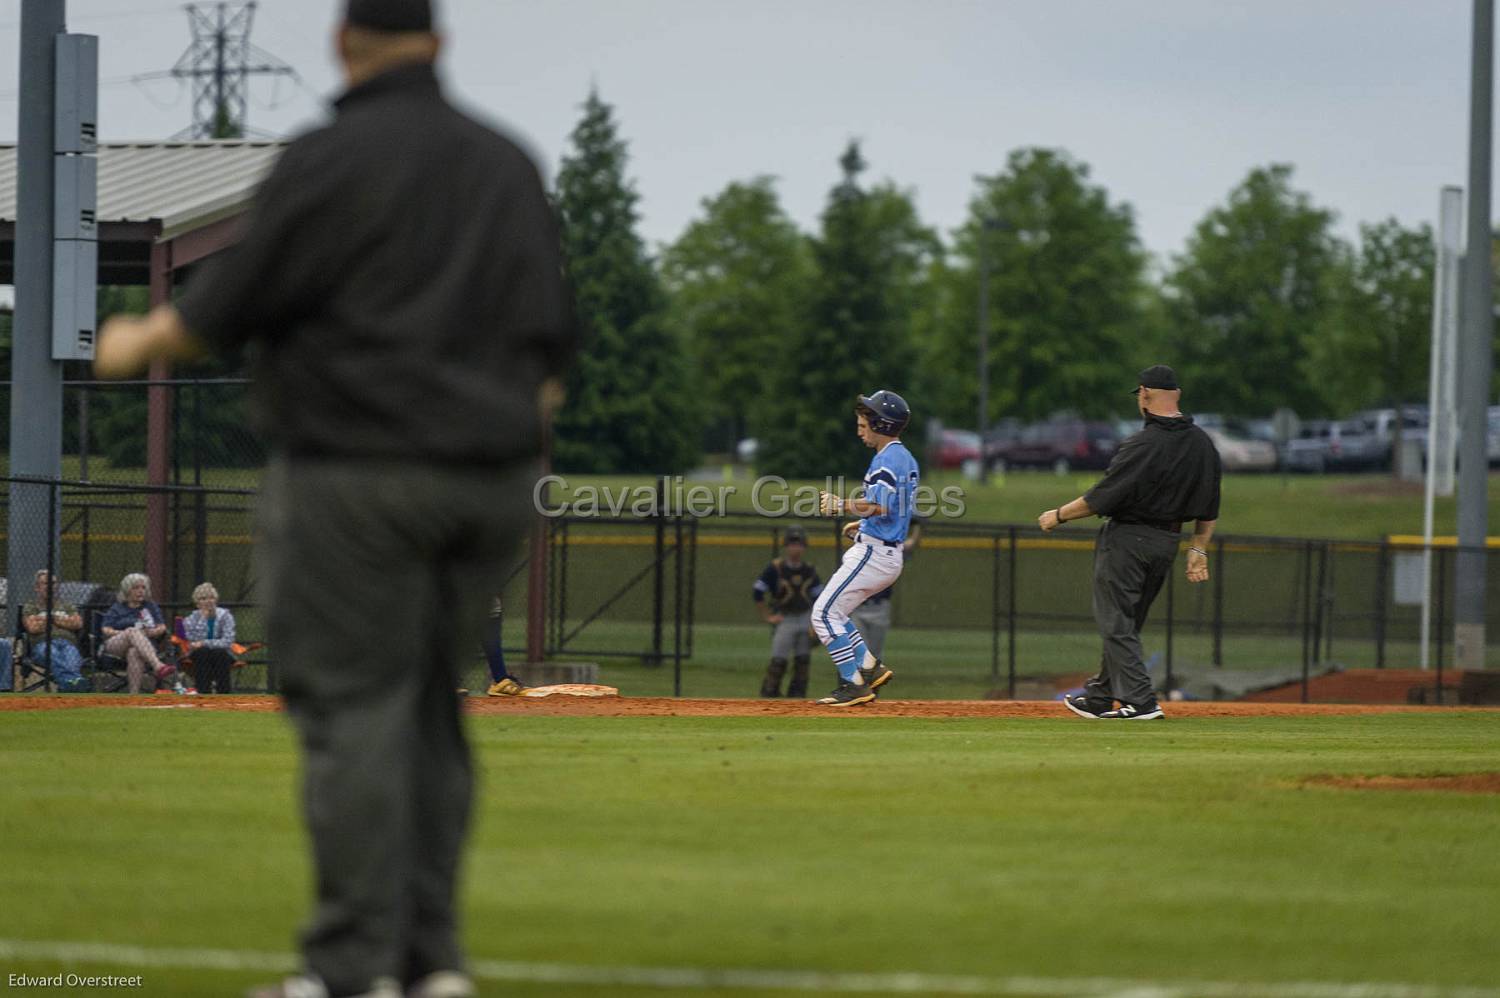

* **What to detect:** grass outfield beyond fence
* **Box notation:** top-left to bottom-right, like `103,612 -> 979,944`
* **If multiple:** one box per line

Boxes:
546,469 -> 1500,541
1,707 -> 1497,996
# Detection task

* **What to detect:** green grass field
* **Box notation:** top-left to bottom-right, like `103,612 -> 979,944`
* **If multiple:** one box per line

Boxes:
2,706 -> 1497,996
550,469 -> 1500,541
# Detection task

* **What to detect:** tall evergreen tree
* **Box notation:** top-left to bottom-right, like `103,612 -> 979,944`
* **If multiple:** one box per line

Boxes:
758,143 -> 937,478
660,177 -> 813,454
551,89 -> 698,474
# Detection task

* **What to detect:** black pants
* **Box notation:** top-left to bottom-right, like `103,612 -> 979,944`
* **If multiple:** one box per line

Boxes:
1083,520 -> 1179,709
259,456 -> 534,994
192,647 -> 235,694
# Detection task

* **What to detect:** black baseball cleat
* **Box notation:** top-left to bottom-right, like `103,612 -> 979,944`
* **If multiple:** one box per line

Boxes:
859,660 -> 893,690
1099,702 -> 1165,720
816,681 -> 877,706
1063,693 -> 1111,719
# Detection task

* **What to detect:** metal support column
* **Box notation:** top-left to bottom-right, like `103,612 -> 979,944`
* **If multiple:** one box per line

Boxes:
145,241 -> 173,591
1455,0 -> 1494,668
7,1 -> 68,609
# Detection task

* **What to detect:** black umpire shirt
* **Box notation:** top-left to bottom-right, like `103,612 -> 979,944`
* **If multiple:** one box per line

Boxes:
1083,413 -> 1221,528
176,63 -> 577,466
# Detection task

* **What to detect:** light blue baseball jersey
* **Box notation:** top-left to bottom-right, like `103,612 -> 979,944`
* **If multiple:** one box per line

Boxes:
859,440 -> 919,543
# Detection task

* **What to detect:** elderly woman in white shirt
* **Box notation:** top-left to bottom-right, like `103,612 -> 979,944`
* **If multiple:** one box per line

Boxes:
182,582 -> 238,694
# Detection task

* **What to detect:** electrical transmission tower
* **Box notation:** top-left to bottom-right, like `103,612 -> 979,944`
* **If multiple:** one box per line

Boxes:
166,1 -> 297,139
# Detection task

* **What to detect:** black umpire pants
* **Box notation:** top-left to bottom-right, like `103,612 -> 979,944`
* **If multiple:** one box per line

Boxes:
259,456 -> 534,994
1082,520 -> 1179,709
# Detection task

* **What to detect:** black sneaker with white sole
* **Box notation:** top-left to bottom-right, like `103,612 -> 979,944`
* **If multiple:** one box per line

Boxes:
1063,693 -> 1111,719
816,681 -> 877,706
1099,702 -> 1165,720
859,660 -> 893,690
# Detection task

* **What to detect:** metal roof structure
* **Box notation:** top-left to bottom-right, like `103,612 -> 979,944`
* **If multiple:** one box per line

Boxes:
0,139 -> 287,285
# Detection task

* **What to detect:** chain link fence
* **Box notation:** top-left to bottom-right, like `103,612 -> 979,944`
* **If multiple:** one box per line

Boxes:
0,379 -> 265,489
4,473 -> 1497,701
543,511 -> 1497,702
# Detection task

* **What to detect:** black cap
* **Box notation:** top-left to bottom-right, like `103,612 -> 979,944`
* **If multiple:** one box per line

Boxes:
346,0 -> 433,32
1134,364 -> 1179,393
783,525 -> 808,545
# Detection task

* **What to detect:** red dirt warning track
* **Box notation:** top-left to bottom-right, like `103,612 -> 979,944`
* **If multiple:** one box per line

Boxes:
2,694 -> 1496,718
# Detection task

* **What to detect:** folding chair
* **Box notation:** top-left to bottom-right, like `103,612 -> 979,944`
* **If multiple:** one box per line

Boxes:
172,615 -> 264,693
81,606 -> 134,693
12,605 -> 57,693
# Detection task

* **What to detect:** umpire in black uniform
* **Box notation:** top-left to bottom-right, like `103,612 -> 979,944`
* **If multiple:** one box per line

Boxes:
96,2 -> 578,995
1037,365 -> 1220,720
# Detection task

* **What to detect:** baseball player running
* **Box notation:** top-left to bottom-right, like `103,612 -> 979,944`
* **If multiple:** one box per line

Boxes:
812,391 -> 918,706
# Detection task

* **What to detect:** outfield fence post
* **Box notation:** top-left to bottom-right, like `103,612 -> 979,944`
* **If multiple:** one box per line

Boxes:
1374,540 -> 1389,669
686,517 -> 698,660
44,479 -> 59,688
1435,545 -> 1448,704
1212,535 -> 1224,667
673,514 -> 684,698
991,532 -> 1000,686
1315,542 -> 1331,665
652,477 -> 666,666
79,388 -> 92,585
550,519 -> 568,655
1301,541 -> 1312,703
1007,526 -> 1018,699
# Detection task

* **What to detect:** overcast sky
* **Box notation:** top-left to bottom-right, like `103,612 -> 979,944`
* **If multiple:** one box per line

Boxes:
0,0 -> 1485,272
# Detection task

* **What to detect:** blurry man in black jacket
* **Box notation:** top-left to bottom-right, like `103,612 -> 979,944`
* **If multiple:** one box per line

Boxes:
1037,365 -> 1220,721
97,2 -> 577,995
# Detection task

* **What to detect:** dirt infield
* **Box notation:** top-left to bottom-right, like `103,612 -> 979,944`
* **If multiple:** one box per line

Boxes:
1305,773 -> 1500,794
3,694 -> 1497,718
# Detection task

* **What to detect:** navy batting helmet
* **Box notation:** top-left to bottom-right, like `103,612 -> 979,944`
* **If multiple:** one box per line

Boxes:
855,390 -> 911,435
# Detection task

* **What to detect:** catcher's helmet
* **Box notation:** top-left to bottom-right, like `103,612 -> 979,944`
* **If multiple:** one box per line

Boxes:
782,524 -> 808,545
855,390 -> 911,436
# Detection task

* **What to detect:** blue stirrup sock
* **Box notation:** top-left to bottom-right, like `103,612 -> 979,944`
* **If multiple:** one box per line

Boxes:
827,624 -> 869,683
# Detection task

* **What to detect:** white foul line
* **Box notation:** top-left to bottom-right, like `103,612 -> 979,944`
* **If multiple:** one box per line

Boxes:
0,938 -> 1496,998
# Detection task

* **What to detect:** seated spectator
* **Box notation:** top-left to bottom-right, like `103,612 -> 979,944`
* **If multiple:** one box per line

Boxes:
22,569 -> 89,692
100,572 -> 178,694
182,582 -> 237,694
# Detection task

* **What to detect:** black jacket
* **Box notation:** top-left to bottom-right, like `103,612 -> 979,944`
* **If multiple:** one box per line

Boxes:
1084,413 -> 1221,525
177,63 -> 578,464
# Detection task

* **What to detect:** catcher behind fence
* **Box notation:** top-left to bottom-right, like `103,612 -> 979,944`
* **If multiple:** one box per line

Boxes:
752,524 -> 823,698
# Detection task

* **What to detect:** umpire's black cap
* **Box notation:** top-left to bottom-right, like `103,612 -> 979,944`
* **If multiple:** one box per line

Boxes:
783,525 -> 808,546
1133,364 -> 1179,393
346,0 -> 433,31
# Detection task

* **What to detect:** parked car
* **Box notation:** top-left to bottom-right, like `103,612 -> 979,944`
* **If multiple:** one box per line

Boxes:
1283,418 -> 1389,473
1203,428 -> 1277,473
993,419 -> 1119,474
933,429 -> 982,470
980,419 -> 1023,469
